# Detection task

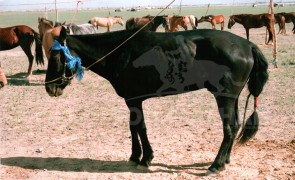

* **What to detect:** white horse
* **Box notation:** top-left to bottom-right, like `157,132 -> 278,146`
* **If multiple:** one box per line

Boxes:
88,16 -> 124,32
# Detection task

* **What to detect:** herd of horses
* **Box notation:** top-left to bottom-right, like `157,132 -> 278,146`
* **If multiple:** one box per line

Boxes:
0,10 -> 293,175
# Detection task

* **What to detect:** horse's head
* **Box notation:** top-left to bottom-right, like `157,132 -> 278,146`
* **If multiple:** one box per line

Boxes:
117,17 -> 124,26
198,16 -> 206,23
228,16 -> 235,29
45,27 -> 73,97
0,68 -> 7,89
38,17 -> 54,38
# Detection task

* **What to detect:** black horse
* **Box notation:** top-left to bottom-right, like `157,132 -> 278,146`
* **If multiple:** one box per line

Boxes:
45,27 -> 268,173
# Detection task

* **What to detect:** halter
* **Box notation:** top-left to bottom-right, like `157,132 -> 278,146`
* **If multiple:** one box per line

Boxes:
45,40 -> 84,84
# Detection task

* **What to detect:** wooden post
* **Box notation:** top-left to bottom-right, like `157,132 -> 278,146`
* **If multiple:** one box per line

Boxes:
55,0 -> 59,22
269,0 -> 278,68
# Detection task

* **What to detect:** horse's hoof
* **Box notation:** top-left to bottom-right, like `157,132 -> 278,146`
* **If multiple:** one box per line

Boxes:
207,165 -> 225,175
205,169 -> 219,176
137,165 -> 150,171
127,160 -> 138,166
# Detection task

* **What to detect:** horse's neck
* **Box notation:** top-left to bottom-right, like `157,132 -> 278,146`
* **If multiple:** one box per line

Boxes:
113,18 -> 121,24
234,15 -> 244,24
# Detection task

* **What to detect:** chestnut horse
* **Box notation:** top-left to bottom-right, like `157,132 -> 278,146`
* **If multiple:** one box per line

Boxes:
0,25 -> 44,76
88,16 -> 124,32
38,17 -> 65,60
125,15 -> 169,31
228,13 -> 275,45
45,27 -> 268,174
198,15 -> 226,30
0,68 -> 7,89
168,15 -> 190,32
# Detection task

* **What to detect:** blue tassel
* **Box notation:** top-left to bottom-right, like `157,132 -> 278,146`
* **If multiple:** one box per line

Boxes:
52,40 -> 84,81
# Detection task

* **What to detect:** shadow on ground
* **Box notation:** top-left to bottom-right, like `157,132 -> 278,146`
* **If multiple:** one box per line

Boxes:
1,156 -> 211,176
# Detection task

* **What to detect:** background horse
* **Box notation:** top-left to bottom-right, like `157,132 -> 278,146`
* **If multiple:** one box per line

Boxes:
198,15 -> 226,30
276,12 -> 295,34
125,15 -> 169,31
45,27 -> 268,174
0,25 -> 44,76
38,17 -> 64,60
186,15 -> 198,30
228,13 -> 275,45
0,67 -> 7,89
274,14 -> 286,34
168,15 -> 190,32
66,23 -> 98,35
88,16 -> 124,32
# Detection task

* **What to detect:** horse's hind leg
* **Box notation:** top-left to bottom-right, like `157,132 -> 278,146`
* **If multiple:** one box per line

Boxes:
221,22 -> 224,31
208,95 -> 237,173
225,98 -> 240,163
20,35 -> 34,76
126,100 -> 154,169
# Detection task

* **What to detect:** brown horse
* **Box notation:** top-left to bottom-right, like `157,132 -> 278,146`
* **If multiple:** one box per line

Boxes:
88,16 -> 124,32
0,25 -> 44,76
38,17 -> 65,60
125,15 -> 169,31
274,14 -> 286,34
228,13 -> 275,45
0,68 -> 7,89
198,15 -> 226,30
167,15 -> 190,32
276,12 -> 295,34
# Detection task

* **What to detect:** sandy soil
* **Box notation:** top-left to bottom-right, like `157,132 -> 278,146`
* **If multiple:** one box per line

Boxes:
0,29 -> 294,179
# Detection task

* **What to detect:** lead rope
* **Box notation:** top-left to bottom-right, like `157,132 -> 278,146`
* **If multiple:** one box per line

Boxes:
84,0 -> 176,71
69,1 -> 82,30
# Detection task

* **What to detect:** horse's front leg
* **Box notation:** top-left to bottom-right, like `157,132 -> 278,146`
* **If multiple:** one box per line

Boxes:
245,28 -> 250,40
126,100 -> 154,169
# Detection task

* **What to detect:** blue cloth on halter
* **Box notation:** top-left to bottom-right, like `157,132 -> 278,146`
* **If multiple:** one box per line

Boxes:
52,40 -> 84,81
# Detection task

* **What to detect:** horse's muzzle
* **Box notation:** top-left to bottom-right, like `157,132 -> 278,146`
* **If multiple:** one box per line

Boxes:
45,84 -> 64,97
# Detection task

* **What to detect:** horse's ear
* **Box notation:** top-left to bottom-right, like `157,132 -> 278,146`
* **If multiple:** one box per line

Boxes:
38,17 -> 41,23
58,26 -> 67,44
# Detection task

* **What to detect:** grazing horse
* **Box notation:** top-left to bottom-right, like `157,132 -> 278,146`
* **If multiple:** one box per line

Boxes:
168,15 -> 190,32
88,16 -> 124,32
0,68 -> 7,89
0,25 -> 44,76
125,15 -> 169,31
276,12 -> 295,34
198,15 -> 226,30
45,27 -> 268,174
228,13 -> 275,45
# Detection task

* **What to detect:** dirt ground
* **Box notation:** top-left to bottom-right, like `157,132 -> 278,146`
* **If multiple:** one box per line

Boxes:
0,28 -> 295,179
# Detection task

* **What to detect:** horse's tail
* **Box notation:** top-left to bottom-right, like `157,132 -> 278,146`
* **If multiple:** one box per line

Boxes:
237,45 -> 268,144
33,30 -> 44,65
194,17 -> 198,29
